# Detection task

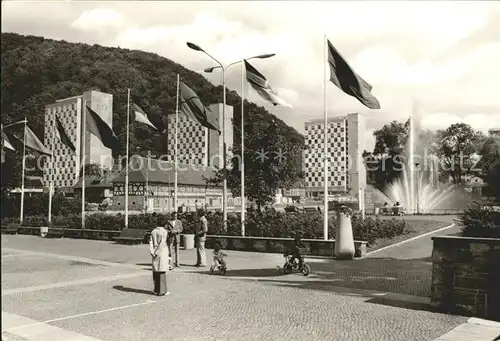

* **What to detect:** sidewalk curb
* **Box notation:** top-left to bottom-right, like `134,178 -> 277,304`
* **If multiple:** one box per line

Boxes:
467,317 -> 500,328
364,223 -> 455,257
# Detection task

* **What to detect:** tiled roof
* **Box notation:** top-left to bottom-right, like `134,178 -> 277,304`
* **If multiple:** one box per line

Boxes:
111,156 -> 218,187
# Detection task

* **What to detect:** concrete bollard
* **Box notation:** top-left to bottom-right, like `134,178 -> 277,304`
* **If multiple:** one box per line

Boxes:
334,209 -> 355,260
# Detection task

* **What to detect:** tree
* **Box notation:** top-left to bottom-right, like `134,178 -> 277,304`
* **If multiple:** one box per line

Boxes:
83,163 -> 109,177
436,123 -> 484,184
208,98 -> 305,210
478,136 -> 500,201
366,120 -> 409,190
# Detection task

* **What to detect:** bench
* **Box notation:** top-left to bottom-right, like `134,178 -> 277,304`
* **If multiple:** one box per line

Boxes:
1,224 -> 20,235
46,226 -> 67,238
304,207 -> 319,214
113,229 -> 146,245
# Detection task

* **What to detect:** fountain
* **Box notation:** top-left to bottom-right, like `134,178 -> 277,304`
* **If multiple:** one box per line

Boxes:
374,103 -> 458,214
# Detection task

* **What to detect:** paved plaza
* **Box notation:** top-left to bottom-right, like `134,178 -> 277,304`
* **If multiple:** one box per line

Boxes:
1,219 -> 495,341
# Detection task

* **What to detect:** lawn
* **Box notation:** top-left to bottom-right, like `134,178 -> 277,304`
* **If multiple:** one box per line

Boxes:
366,219 -> 451,252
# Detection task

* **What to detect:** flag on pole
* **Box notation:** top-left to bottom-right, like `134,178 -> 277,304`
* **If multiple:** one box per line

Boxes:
244,60 -> 292,108
179,82 -> 220,133
55,115 -> 76,153
2,131 -> 15,151
85,105 -> 120,152
133,103 -> 158,130
327,39 -> 380,109
8,124 -> 52,156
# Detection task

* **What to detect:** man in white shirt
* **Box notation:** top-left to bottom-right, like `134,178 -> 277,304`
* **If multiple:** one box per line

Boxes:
167,212 -> 183,268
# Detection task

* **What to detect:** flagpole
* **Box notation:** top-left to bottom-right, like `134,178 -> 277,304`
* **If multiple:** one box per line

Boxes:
125,89 -> 130,228
174,74 -> 179,213
240,59 -> 245,236
323,34 -> 329,241
48,116 -> 56,225
145,158 -> 149,213
20,118 -> 27,224
81,101 -> 86,229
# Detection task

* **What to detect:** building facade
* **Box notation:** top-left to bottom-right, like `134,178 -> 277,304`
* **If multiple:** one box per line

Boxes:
43,90 -> 113,193
303,113 -> 366,199
166,103 -> 233,169
111,156 -> 223,213
489,128 -> 500,138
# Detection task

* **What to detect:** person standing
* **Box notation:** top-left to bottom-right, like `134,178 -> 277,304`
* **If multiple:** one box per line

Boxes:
195,210 -> 208,267
149,225 -> 170,296
168,212 -> 183,268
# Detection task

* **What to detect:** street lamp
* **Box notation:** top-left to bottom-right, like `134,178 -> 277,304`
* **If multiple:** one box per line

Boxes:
187,41 -> 274,233
415,161 -> 420,215
204,53 -> 275,235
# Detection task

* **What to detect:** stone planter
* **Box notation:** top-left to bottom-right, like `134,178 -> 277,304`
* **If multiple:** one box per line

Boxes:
40,226 -> 48,237
183,234 -> 195,250
334,211 -> 355,260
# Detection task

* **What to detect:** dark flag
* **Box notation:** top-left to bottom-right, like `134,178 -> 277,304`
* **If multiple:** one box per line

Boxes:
179,82 -> 220,133
244,60 -> 292,107
327,39 -> 380,109
55,115 -> 76,152
85,105 -> 120,152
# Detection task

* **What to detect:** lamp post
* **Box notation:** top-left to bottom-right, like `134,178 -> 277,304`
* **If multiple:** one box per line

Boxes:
204,54 -> 275,236
415,161 -> 420,215
187,41 -> 274,231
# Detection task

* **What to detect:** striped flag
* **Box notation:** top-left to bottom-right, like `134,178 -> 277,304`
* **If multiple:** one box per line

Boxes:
5,121 -> 52,156
133,103 -> 158,130
179,82 -> 220,133
327,39 -> 380,109
244,60 -> 292,108
55,115 -> 76,153
85,105 -> 120,152
2,131 -> 15,151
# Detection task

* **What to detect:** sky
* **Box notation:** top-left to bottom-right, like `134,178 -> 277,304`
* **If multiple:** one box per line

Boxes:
2,1 -> 500,151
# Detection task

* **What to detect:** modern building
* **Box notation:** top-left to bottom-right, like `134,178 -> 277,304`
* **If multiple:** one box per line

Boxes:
489,128 -> 500,138
42,90 -> 113,193
303,113 -> 366,199
166,103 -> 233,169
111,156 -> 223,213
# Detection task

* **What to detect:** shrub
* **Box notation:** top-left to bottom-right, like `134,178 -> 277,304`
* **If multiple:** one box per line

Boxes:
458,201 -> 500,238
6,211 -> 412,244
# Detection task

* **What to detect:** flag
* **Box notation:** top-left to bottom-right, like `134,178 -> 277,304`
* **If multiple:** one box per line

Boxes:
179,82 -> 220,133
244,60 -> 292,108
133,103 -> 158,130
8,125 -> 52,156
55,115 -> 76,153
327,39 -> 380,109
85,105 -> 120,152
2,131 -> 15,151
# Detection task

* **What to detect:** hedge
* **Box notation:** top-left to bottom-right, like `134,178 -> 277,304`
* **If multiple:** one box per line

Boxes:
3,211 -> 410,246
458,202 -> 500,238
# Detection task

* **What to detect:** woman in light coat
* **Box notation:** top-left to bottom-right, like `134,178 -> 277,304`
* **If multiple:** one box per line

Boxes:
149,225 -> 170,296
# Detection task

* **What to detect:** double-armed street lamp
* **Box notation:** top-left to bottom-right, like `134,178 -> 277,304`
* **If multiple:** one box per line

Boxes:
186,41 -> 275,232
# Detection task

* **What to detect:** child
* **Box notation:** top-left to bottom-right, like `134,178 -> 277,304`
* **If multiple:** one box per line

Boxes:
212,243 -> 227,269
290,233 -> 305,270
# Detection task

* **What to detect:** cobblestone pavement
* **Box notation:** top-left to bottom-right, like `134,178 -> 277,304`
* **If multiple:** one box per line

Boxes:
1,234 -> 468,341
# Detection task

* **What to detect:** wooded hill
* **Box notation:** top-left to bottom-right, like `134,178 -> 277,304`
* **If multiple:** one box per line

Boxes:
1,33 -> 304,195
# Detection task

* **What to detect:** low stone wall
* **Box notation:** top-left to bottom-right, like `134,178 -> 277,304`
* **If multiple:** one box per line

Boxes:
14,227 -> 367,258
203,235 -> 367,258
431,236 -> 500,321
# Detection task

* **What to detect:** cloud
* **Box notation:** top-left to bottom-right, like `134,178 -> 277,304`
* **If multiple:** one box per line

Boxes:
72,8 -> 124,31
421,112 -> 500,134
